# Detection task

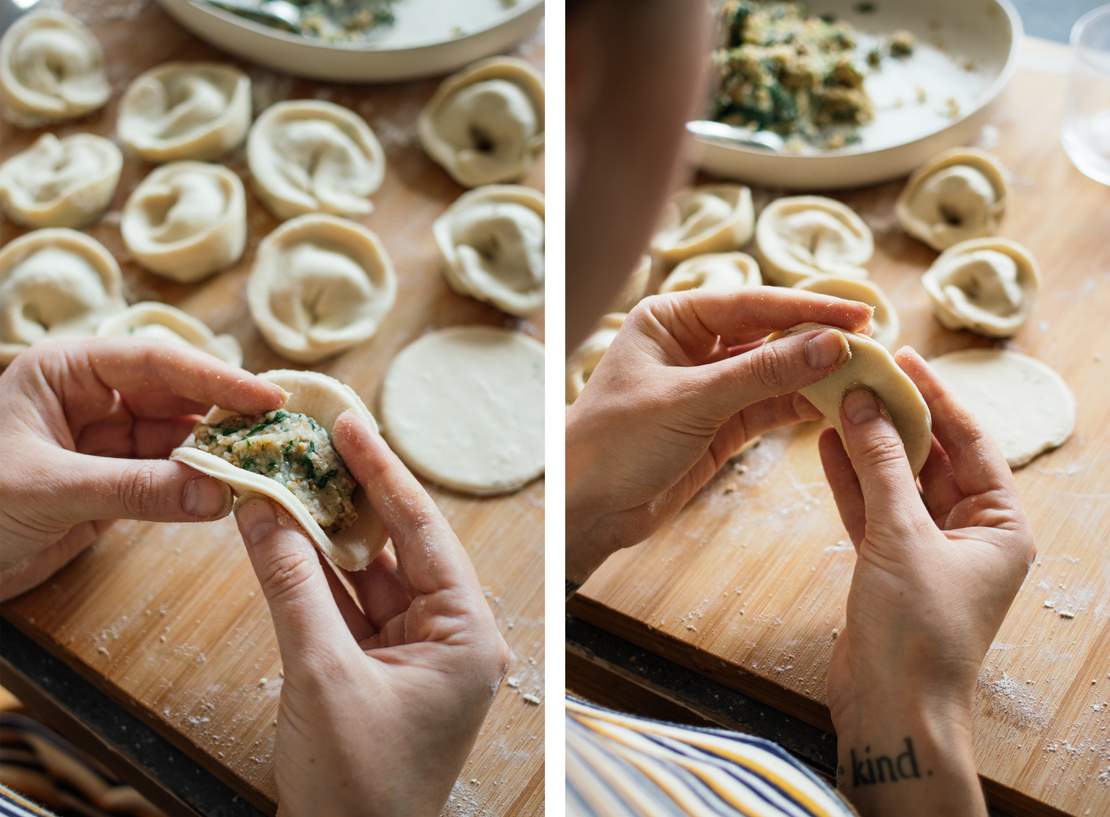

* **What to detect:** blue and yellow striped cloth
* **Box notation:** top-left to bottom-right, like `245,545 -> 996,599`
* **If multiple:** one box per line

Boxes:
567,697 -> 858,817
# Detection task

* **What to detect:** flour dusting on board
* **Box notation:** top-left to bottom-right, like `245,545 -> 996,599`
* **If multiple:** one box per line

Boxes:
978,671 -> 1050,728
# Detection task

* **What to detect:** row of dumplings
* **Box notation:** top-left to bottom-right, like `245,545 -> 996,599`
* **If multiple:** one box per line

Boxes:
0,11 -> 546,364
568,147 -> 1039,403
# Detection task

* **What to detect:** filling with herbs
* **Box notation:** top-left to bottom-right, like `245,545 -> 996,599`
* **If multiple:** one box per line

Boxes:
190,409 -> 358,534
710,1 -> 916,149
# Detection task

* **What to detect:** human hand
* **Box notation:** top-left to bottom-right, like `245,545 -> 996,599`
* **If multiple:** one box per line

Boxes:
0,339 -> 285,601
565,287 -> 872,584
233,411 -> 509,817
819,347 -> 1034,817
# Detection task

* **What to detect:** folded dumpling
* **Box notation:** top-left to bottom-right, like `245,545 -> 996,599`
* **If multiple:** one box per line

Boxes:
97,302 -> 242,367
0,229 -> 125,363
794,275 -> 900,349
659,252 -> 761,294
419,57 -> 544,188
755,196 -> 873,285
652,185 -> 754,265
566,313 -> 625,404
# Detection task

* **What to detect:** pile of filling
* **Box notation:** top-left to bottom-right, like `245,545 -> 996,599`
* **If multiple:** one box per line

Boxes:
710,1 -> 915,148
190,409 -> 358,533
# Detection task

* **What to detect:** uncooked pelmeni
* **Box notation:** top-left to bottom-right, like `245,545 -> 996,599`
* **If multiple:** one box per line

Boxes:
896,148 -> 1008,251
419,57 -> 544,188
121,162 -> 247,282
0,133 -> 121,228
659,252 -> 761,294
172,369 -> 388,570
652,185 -> 754,265
433,184 -> 544,316
97,302 -> 242,367
777,323 -> 932,474
922,237 -> 1039,338
117,62 -> 251,162
248,99 -> 385,220
929,349 -> 1074,467
0,229 -> 125,364
0,11 -> 109,126
566,313 -> 624,404
794,276 -> 900,349
755,196 -> 873,285
382,327 -> 544,494
610,255 -> 653,313
248,214 -> 396,363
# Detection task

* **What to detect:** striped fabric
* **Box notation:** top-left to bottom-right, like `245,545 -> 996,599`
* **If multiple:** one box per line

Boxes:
0,785 -> 51,817
567,697 -> 858,817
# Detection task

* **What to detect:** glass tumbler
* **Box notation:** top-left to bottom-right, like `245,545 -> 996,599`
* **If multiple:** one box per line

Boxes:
1062,5 -> 1110,185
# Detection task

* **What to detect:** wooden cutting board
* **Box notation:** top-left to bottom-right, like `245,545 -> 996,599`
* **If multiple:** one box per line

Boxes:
570,37 -> 1110,817
0,3 -> 544,815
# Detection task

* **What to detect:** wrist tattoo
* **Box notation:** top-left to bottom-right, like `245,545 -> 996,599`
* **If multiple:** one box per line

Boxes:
838,737 -> 933,787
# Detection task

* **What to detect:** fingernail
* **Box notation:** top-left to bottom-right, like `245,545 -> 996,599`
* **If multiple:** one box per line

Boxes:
235,495 -> 277,544
843,388 -> 880,424
183,477 -> 231,518
805,330 -> 848,369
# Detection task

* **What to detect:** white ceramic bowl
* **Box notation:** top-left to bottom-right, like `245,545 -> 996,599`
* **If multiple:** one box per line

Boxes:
694,0 -> 1021,189
156,0 -> 543,82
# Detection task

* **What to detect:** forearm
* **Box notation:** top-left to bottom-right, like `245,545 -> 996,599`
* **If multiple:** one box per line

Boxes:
835,701 -> 986,817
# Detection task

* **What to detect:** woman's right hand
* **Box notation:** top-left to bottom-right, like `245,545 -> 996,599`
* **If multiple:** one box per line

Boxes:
819,347 -> 1035,817
566,287 -> 872,585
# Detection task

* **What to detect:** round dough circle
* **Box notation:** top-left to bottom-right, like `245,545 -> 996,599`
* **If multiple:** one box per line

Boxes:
896,148 -> 1008,251
248,99 -> 385,220
97,302 -> 242,367
172,370 -> 387,570
755,196 -> 873,285
0,132 -> 121,228
382,327 -> 544,495
780,323 -> 932,474
659,252 -> 761,294
0,10 -> 109,126
651,185 -> 754,265
418,57 -> 545,188
566,313 -> 625,404
433,184 -> 544,316
117,62 -> 251,162
921,237 -> 1039,338
794,275 -> 900,349
248,213 -> 397,363
122,161 -> 247,282
928,349 -> 1074,467
0,228 -> 125,364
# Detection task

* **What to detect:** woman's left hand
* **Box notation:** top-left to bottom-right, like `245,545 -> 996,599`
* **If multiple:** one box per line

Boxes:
0,338 -> 286,601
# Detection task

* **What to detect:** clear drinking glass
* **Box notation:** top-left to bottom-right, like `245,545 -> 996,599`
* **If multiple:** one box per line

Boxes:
1062,5 -> 1110,185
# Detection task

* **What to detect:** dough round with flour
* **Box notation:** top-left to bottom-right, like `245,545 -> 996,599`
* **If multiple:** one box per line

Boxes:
122,162 -> 247,282
928,349 -> 1074,467
652,185 -> 754,265
0,229 -> 125,364
433,185 -> 544,316
659,252 -> 761,294
779,323 -> 932,474
97,302 -> 242,367
756,196 -> 873,285
896,148 -> 1008,251
117,62 -> 251,162
171,369 -> 387,570
922,237 -> 1039,338
248,99 -> 385,220
248,214 -> 396,363
382,327 -> 544,495
0,11 -> 109,126
794,276 -> 899,349
419,57 -> 544,188
566,313 -> 625,404
0,133 -> 121,228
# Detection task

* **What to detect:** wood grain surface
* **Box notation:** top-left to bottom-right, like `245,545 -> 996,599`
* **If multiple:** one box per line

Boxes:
570,37 -> 1110,817
0,3 -> 544,815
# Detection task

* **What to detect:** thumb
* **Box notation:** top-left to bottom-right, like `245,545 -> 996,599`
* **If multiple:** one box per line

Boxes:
234,495 -> 353,663
837,388 -> 930,538
690,328 -> 850,420
51,452 -> 233,525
